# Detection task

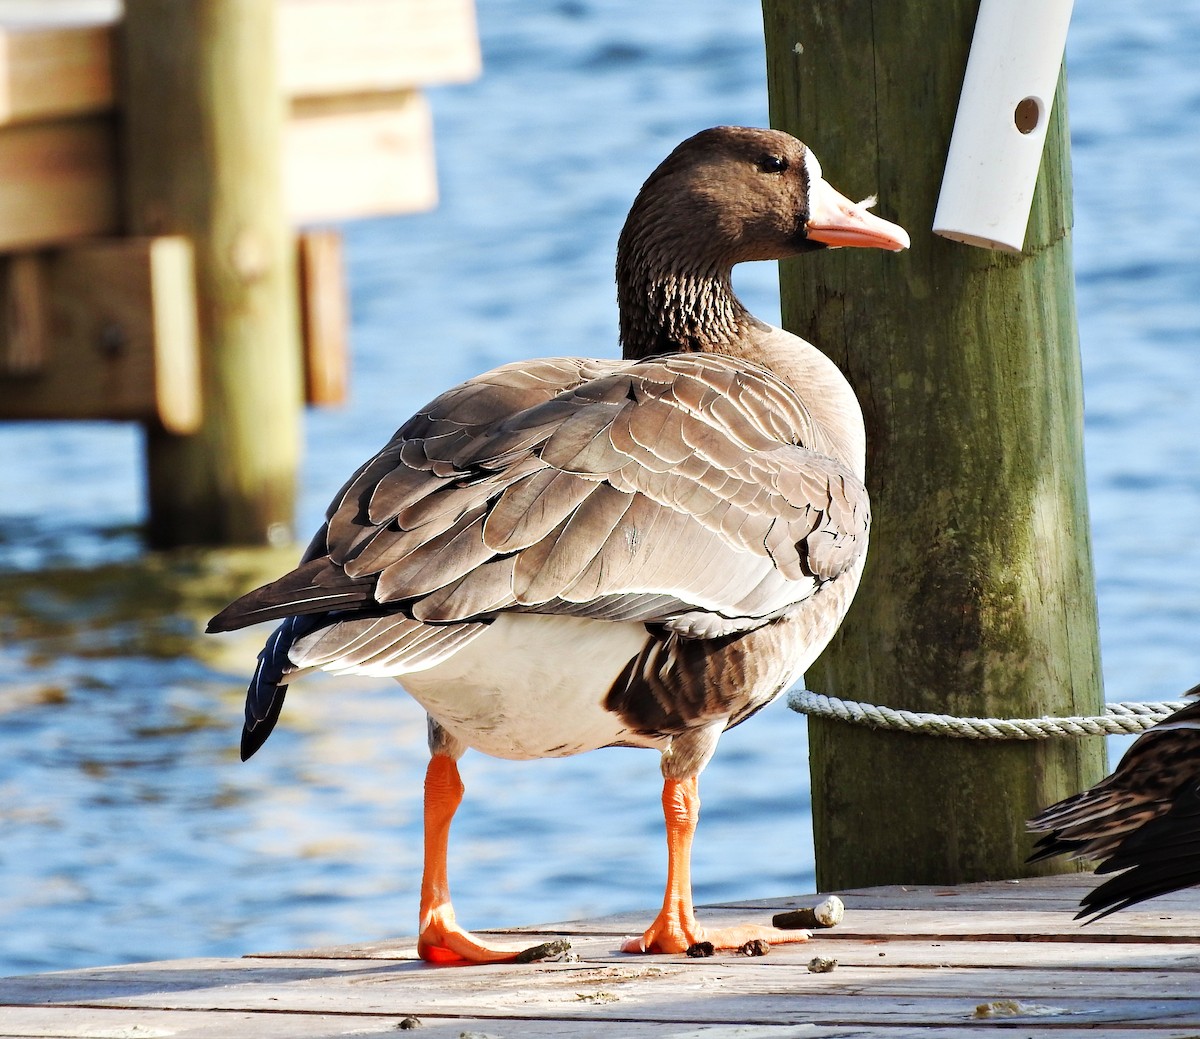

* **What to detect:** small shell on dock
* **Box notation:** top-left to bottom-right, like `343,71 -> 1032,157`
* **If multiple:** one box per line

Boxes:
773,894 -> 845,930
807,956 -> 838,973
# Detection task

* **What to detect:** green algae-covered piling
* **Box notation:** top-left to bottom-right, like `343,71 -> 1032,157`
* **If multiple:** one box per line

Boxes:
762,1 -> 1106,888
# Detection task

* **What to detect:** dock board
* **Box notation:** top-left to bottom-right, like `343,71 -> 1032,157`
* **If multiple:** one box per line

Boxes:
2,875 -> 1200,1037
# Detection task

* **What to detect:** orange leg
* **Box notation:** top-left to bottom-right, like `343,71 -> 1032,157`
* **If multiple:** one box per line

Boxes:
622,776 -> 813,954
417,755 -> 526,964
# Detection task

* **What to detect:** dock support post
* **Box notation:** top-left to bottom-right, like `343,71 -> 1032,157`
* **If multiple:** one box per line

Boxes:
762,3 -> 1107,887
120,0 -> 303,547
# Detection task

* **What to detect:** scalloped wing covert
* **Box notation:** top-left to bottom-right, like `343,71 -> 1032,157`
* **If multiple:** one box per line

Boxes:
210,353 -> 869,650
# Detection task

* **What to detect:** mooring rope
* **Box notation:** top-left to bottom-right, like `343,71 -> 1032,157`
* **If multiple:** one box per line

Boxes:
787,689 -> 1189,740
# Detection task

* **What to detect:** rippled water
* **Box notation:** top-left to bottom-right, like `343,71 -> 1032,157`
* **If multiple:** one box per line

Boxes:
1,0 -> 1198,977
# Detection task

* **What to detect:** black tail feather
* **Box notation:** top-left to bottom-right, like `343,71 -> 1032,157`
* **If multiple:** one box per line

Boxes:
240,615 -> 327,760
1073,785 -> 1200,919
208,558 -> 376,633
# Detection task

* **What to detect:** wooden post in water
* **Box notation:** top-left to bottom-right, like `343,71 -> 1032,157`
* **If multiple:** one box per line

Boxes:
761,3 -> 1107,887
120,0 -> 303,547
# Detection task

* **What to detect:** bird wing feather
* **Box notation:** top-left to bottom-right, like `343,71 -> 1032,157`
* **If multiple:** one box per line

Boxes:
1028,695 -> 1200,917
209,352 -> 869,654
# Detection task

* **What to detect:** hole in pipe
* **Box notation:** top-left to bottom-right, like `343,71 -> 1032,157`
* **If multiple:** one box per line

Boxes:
1014,97 -> 1041,134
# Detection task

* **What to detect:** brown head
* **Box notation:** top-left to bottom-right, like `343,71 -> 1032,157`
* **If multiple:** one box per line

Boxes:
617,126 -> 908,358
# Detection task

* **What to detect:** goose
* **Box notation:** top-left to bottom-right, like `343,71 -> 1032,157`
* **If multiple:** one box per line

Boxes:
209,126 -> 909,962
1028,687 -> 1200,920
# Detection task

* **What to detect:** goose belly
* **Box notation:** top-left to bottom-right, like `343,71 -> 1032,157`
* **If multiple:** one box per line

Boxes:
398,614 -> 657,760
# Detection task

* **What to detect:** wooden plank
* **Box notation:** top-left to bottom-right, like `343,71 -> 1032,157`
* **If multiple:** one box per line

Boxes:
0,115 -> 117,250
285,90 -> 437,223
297,228 -> 350,405
0,91 -> 434,250
3,1008 -> 1194,1039
0,15 -> 113,125
0,0 -> 478,127
255,933 -> 1200,972
278,0 -> 481,98
4,952 -> 1200,1026
0,236 -> 201,433
0,252 -> 47,372
716,873 -> 1200,911
7,879 -> 1200,1035
492,904 -> 1200,944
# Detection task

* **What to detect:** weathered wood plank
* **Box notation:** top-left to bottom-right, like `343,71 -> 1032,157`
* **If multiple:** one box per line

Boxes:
3,1007 -> 1195,1039
285,91 -> 437,224
297,228 -> 350,406
0,236 -> 201,433
0,90 -> 436,250
278,0 -> 480,99
5,879 -> 1200,1035
4,955 -> 1200,1028
493,904 -> 1200,944
0,116 -> 117,250
0,0 -> 479,126
720,874 -> 1099,907
0,15 -> 113,125
4,944 -> 1200,1006
267,935 -> 1200,972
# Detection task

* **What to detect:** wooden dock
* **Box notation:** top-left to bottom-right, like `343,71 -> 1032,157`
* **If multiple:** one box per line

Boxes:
2,875 -> 1199,1037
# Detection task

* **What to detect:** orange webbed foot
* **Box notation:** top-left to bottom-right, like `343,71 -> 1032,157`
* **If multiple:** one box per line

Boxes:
621,913 -> 811,955
418,903 -> 529,964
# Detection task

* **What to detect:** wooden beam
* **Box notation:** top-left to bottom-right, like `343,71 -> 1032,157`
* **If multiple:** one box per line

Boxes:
0,115 -> 118,250
0,236 -> 201,434
0,230 -> 348,422
285,90 -> 437,224
762,2 -> 1105,889
297,229 -> 350,406
0,0 -> 479,127
278,0 -> 480,99
0,252 -> 48,373
0,92 -> 436,250
0,14 -> 114,125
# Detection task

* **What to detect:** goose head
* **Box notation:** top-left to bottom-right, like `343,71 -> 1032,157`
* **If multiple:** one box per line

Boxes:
617,126 -> 908,358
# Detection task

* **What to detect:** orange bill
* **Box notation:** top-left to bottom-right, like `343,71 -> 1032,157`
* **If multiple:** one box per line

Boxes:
807,178 -> 910,251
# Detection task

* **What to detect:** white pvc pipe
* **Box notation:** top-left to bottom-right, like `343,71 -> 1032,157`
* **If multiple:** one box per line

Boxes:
932,0 -> 1075,253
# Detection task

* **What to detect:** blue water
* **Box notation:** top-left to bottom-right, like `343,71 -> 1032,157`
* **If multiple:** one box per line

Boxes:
1,0 -> 1198,977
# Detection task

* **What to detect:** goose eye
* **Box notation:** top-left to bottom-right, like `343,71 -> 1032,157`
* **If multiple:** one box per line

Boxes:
757,154 -> 789,174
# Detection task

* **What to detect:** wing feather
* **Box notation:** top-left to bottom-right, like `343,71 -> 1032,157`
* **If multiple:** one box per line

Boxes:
212,353 -> 869,640
1028,696 -> 1200,917
482,468 -> 597,552
290,614 -> 487,677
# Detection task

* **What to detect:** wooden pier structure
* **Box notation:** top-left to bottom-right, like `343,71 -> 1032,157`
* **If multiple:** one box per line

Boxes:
0,0 -> 480,545
2,875 -> 1199,1037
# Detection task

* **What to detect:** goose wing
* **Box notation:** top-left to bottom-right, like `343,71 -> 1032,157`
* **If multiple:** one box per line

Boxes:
1028,694 -> 1200,918
210,351 -> 868,647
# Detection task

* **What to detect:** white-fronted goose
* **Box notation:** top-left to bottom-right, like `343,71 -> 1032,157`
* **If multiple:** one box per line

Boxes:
1029,687 -> 1200,919
209,126 -> 909,962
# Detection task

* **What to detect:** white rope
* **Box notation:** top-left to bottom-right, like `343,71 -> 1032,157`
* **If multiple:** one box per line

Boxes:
787,689 -> 1189,740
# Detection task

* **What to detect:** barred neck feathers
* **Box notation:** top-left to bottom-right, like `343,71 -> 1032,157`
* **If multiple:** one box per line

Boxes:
614,127 -> 893,476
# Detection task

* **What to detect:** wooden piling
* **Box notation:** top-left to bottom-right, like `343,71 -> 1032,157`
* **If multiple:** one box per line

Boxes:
761,2 -> 1107,888
119,0 -> 303,547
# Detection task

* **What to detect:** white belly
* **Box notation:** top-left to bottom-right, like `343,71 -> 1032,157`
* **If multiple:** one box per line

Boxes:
397,614 -> 657,760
